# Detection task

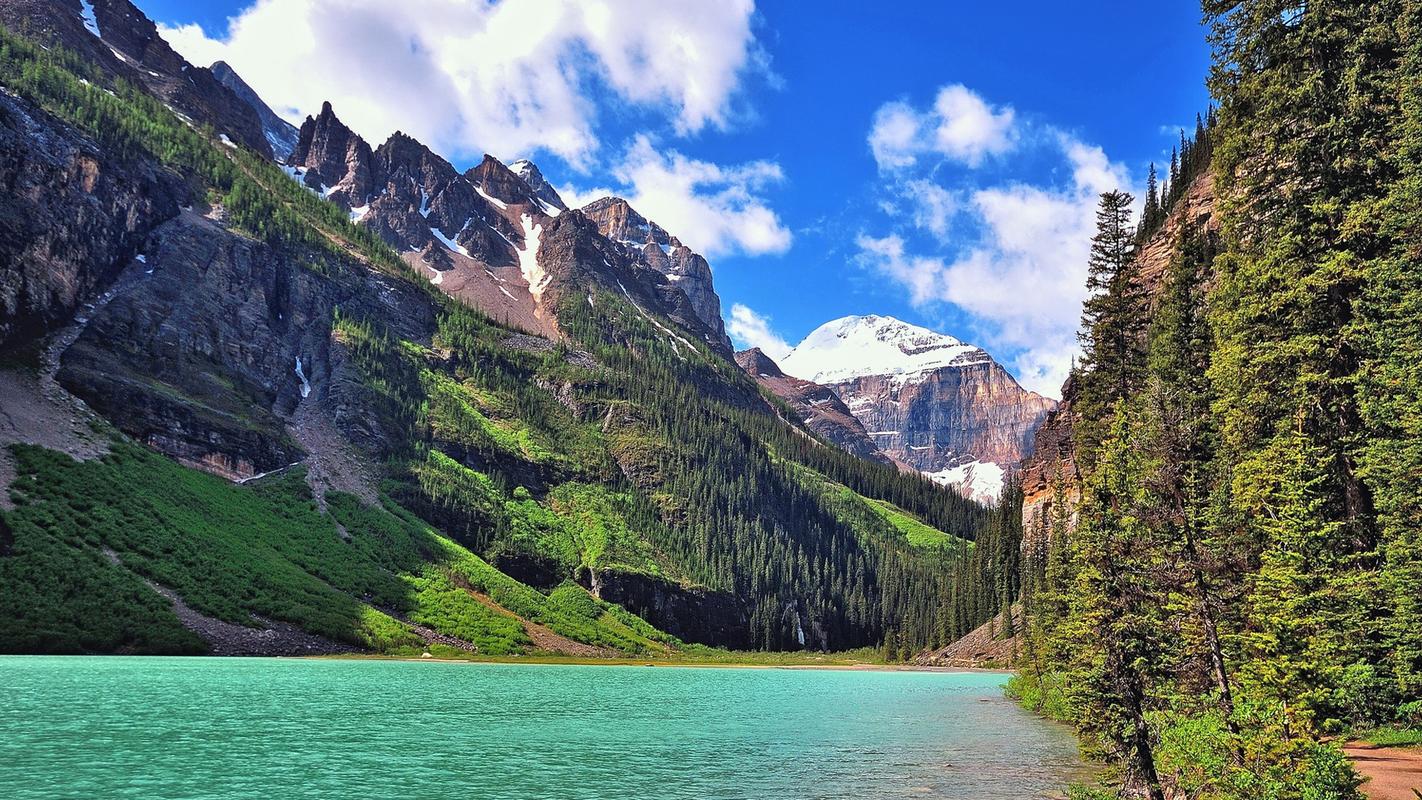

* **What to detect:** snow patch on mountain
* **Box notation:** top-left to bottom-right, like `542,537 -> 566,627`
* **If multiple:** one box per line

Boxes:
518,213 -> 548,300
430,224 -> 468,257
925,460 -> 1005,504
779,315 -> 989,386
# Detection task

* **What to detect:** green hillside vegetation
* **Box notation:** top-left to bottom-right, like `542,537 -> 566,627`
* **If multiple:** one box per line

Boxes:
0,440 -> 674,656
1007,3 -> 1422,797
862,496 -> 963,550
0,22 -> 985,655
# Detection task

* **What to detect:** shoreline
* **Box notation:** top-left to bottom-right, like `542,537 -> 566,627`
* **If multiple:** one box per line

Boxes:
0,652 -> 1014,674
307,651 -> 1017,673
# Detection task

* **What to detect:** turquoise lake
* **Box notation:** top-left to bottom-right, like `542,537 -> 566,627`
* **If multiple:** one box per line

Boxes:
0,657 -> 1086,799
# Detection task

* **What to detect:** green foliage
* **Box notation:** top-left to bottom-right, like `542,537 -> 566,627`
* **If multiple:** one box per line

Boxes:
0,20 -> 988,660
861,496 -> 962,550
0,440 -> 682,657
1016,3 -> 1422,797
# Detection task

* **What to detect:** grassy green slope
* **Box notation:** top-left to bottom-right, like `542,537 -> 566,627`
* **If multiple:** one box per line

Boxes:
0,440 -> 673,656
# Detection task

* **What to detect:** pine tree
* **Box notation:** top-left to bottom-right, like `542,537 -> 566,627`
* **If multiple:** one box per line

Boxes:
1066,405 -> 1169,800
1143,163 -> 1161,236
1077,191 -> 1146,460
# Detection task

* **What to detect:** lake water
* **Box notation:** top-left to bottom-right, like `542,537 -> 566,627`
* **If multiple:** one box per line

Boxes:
0,657 -> 1087,799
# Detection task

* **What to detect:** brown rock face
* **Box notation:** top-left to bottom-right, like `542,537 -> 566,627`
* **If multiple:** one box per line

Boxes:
1018,376 -> 1081,545
209,60 -> 299,160
290,102 -> 376,207
734,348 -> 888,463
1019,170 -> 1218,547
581,196 -> 730,349
780,316 -> 1055,501
510,159 -> 568,213
56,207 -> 438,479
829,360 -> 1056,475
283,103 -> 731,354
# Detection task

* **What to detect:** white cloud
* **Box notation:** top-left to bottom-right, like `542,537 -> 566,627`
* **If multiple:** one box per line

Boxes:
857,133 -> 1134,398
727,303 -> 792,359
904,180 -> 959,239
559,135 -> 792,258
159,0 -> 762,166
868,84 -> 1016,170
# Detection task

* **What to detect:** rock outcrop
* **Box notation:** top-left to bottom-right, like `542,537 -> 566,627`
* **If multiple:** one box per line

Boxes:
56,207 -> 436,479
780,315 -> 1055,502
581,196 -> 732,350
283,103 -> 732,353
0,89 -> 184,350
1019,170 -> 1217,547
1018,376 -> 1081,545
734,348 -> 889,463
510,159 -> 568,213
589,570 -> 750,649
209,60 -> 299,161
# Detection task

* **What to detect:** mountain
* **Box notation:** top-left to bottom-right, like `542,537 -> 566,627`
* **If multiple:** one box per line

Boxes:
580,196 -> 732,350
734,348 -> 888,464
510,159 -> 568,214
779,315 -> 1055,502
209,60 -> 299,161
0,0 -> 272,156
283,104 -> 731,353
0,9 -> 983,657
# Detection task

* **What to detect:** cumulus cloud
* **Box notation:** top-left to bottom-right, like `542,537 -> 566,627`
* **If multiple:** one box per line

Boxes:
857,134 -> 1134,397
727,303 -> 792,359
868,84 -> 1017,170
159,0 -> 762,166
559,135 -> 792,258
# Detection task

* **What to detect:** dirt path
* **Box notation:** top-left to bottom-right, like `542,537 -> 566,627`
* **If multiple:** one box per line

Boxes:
147,579 -> 359,656
1346,742 -> 1422,799
463,588 -> 617,658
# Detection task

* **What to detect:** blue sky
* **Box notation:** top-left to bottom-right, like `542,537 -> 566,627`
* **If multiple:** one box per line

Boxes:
152,0 -> 1212,396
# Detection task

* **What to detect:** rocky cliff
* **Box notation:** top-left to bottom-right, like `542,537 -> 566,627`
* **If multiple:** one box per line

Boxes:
209,60 -> 299,161
0,89 -> 184,350
283,104 -> 730,352
780,315 -> 1055,502
734,347 -> 889,464
581,196 -> 732,350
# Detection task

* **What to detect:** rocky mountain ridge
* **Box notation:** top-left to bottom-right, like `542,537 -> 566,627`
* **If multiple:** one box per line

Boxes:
779,315 -> 1056,502
733,347 -> 888,464
0,6 -> 982,656
283,103 -> 732,352
209,60 -> 299,161
0,0 -> 272,156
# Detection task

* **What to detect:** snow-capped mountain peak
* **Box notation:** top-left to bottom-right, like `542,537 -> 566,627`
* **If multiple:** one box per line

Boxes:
778,314 -> 989,386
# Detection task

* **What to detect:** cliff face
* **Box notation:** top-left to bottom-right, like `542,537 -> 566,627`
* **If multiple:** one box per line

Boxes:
1018,378 -> 1081,544
1019,171 -> 1217,546
0,0 -> 271,156
734,347 -> 889,464
0,90 -> 184,350
57,207 -> 437,480
830,360 -> 1056,473
780,315 -> 1055,502
580,196 -> 731,350
282,104 -> 731,352
209,60 -> 299,161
